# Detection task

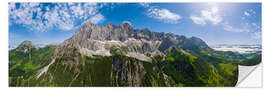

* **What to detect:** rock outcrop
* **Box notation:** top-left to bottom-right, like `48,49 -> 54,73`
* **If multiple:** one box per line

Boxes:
54,21 -> 210,62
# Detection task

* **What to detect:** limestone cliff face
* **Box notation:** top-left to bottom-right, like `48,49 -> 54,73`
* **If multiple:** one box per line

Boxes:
54,21 -> 210,62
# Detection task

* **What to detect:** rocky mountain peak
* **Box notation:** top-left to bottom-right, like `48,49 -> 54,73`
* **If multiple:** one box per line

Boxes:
180,36 -> 210,50
105,22 -> 113,27
120,22 -> 133,31
16,40 -> 35,53
18,40 -> 34,48
82,21 -> 97,27
57,22 -> 211,62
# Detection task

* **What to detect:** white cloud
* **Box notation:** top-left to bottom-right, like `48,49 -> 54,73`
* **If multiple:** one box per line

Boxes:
243,9 -> 256,18
139,3 -> 150,8
140,4 -> 181,24
252,23 -> 257,26
211,7 -> 218,13
221,21 -> 261,33
222,23 -> 246,32
190,16 -> 206,25
244,11 -> 250,16
251,23 -> 261,30
147,8 -> 181,24
89,14 -> 105,24
249,9 -> 256,14
202,10 -> 222,24
8,3 -> 104,32
252,31 -> 261,40
190,7 -> 222,25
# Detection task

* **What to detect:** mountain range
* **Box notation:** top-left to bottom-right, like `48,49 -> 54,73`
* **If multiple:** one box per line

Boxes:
9,22 -> 261,87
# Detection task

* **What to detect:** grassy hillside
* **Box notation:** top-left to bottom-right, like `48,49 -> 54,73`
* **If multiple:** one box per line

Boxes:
9,45 -> 55,86
9,46 -> 260,87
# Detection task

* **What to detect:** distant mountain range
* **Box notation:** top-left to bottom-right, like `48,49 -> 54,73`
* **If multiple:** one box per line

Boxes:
9,22 -> 261,87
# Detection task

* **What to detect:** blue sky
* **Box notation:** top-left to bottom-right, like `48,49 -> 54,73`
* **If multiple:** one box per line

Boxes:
8,3 -> 261,48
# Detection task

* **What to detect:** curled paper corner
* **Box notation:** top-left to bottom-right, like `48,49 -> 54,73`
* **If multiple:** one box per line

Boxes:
236,63 -> 262,87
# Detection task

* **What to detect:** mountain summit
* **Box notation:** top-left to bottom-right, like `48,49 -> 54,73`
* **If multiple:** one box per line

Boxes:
16,40 -> 35,53
55,21 -> 210,62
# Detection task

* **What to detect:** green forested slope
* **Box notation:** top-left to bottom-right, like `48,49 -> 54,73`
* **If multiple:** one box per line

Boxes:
9,46 -> 248,87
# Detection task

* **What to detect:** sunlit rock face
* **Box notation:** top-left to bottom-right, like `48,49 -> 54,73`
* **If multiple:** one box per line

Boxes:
55,21 -> 210,62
